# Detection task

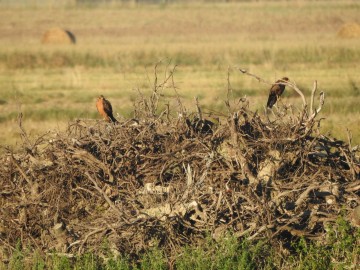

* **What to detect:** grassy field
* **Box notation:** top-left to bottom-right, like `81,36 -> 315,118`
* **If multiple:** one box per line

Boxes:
0,0 -> 360,148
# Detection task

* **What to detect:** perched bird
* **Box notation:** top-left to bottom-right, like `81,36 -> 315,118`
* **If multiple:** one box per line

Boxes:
266,77 -> 289,108
96,95 -> 118,123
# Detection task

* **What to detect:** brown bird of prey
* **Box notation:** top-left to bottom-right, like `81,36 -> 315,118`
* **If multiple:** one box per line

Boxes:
266,77 -> 289,108
96,95 -> 118,123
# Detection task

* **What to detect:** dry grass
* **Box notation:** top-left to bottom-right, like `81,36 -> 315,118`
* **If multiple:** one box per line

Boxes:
0,0 -> 359,148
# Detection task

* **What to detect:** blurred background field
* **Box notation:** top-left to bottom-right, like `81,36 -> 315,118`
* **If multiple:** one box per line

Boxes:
0,0 -> 359,148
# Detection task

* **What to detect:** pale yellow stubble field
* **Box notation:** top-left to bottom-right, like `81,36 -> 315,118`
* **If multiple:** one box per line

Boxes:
0,1 -> 359,149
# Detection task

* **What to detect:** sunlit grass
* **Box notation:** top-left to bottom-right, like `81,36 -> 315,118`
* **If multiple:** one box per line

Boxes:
0,1 -> 359,147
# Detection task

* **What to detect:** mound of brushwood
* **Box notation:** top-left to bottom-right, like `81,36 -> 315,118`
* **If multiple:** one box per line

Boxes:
0,77 -> 359,263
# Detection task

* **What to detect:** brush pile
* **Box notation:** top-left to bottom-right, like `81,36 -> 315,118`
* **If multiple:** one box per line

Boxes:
0,71 -> 359,262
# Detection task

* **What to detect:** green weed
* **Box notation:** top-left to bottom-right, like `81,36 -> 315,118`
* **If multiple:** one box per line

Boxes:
1,221 -> 358,270
7,242 -> 24,270
138,246 -> 167,270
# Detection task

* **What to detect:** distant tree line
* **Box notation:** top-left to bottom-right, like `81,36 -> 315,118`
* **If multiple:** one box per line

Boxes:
74,0 -> 255,4
0,0 -> 321,8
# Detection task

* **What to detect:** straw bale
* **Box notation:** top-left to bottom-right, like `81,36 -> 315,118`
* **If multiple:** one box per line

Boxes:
41,27 -> 76,44
337,22 -> 360,38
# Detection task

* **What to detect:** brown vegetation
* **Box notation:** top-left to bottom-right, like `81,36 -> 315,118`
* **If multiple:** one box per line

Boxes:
41,27 -> 76,44
337,22 -> 360,38
0,71 -> 359,263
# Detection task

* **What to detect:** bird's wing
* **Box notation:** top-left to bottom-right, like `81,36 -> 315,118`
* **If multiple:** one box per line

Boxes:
103,99 -> 113,115
272,84 -> 281,96
103,98 -> 118,123
267,92 -> 277,108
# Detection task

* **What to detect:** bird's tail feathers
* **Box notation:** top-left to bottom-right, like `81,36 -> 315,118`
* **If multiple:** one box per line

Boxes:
109,115 -> 118,123
267,96 -> 276,108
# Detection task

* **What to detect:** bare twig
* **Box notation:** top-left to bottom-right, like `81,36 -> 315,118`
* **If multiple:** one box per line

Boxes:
286,80 -> 307,108
310,80 -> 317,116
195,96 -> 203,120
85,172 -> 122,216
17,112 -> 32,149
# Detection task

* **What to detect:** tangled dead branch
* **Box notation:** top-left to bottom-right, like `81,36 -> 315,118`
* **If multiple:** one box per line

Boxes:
0,70 -> 359,263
